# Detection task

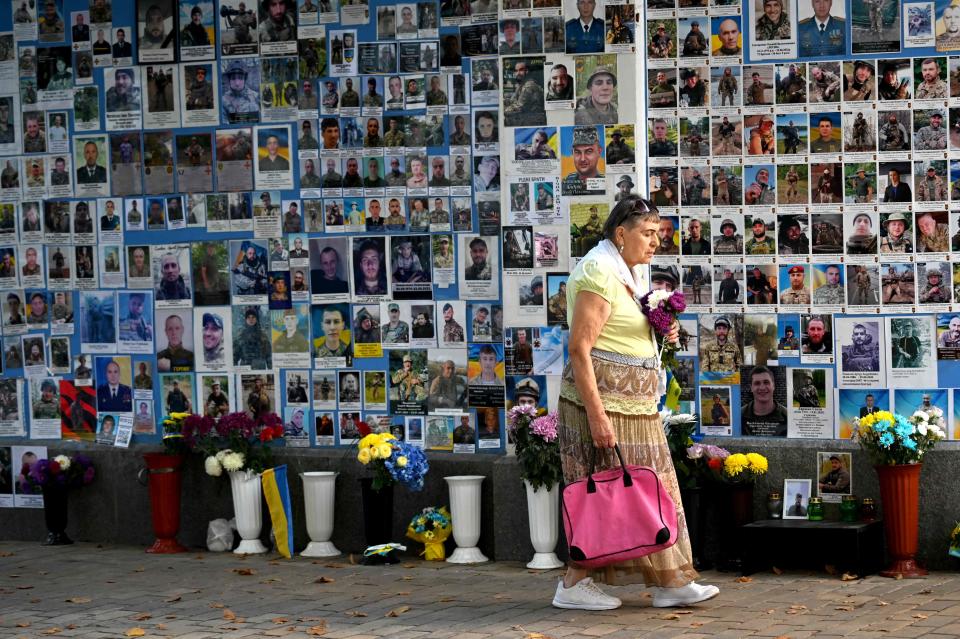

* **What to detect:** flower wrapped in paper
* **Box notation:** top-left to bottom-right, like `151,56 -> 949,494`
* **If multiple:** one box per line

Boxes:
406,506 -> 452,561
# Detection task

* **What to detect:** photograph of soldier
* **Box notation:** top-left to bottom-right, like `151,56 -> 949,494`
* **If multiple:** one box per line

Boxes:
700,388 -> 731,429
678,17 -> 707,58
575,62 -> 618,125
938,314 -> 960,353
709,166 -> 740,207
809,213 -> 843,255
646,21 -> 675,59
502,58 -> 546,128
914,109 -> 947,150
843,110 -> 875,152
709,66 -> 738,107
877,212 -> 913,254
916,211 -> 950,253
876,162 -> 912,203
838,321 -> 880,373
877,110 -> 910,151
232,305 -> 272,369
713,266 -> 742,305
890,317 -> 926,369
779,265 -> 810,305
647,117 -> 677,158
776,165 -> 808,205
797,0 -> 845,56
876,59 -> 911,100
810,164 -> 843,205
881,262 -> 916,305
742,65 -> 773,106
842,60 -> 875,101
917,262 -> 951,304
744,165 -> 775,206
776,64 -> 806,104
137,0 -> 176,61
808,112 -> 841,154
845,265 -> 877,306
678,66 -> 707,108
681,216 -> 711,256
915,164 -> 949,204
712,216 -> 742,255
259,0 -> 296,43
792,369 -> 824,409
709,16 -> 741,56
710,115 -> 742,158
220,60 -> 260,123
740,365 -> 788,437
753,0 -> 791,41
565,0 -> 604,54
773,115 -> 805,155
679,117 -> 709,158
677,165 -> 707,208
649,168 -> 678,208
811,264 -> 844,306
844,166 -> 876,205
427,355 -> 467,412
744,216 -> 776,255
853,0 -> 899,53
937,1 -> 960,52
808,62 -> 841,102
699,314 -> 742,382
800,314 -> 832,355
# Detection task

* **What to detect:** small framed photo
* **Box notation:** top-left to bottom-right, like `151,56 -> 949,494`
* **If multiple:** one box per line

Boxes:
783,478 -> 812,519
816,451 -> 852,503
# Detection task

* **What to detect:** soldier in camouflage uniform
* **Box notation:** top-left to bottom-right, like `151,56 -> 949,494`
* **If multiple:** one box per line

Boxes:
702,315 -> 741,374
916,112 -> 947,150
504,61 -> 545,127
718,67 -> 738,106
916,58 -> 948,99
755,0 -> 791,40
575,66 -> 618,125
849,112 -> 869,151
865,0 -> 886,36
683,168 -> 707,206
745,72 -> 770,105
226,2 -> 256,42
235,307 -> 271,369
186,66 -> 214,109
809,65 -> 840,102
842,324 -> 880,371
260,0 -> 295,41
879,213 -> 913,253
713,219 -> 742,255
471,306 -> 491,339
794,373 -> 820,407
780,265 -> 811,304
33,379 -> 60,419
878,114 -> 908,151
916,166 -> 947,202
813,264 -> 844,305
919,267 -> 949,303
648,118 -> 676,156
681,21 -> 707,56
221,63 -> 259,122
916,212 -> 950,252
105,68 -> 140,112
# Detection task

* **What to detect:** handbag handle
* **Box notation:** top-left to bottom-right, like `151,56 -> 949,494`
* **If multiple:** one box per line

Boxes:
586,444 -> 633,494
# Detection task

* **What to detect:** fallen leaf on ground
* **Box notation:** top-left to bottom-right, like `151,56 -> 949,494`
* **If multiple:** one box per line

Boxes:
65,597 -> 91,604
16,585 -> 33,590
524,634 -> 556,639
15,622 -> 30,628
402,563 -> 417,568
133,567 -> 145,573
233,568 -> 256,576
386,605 -> 410,617
260,577 -> 281,584
223,609 -> 237,621
272,617 -> 289,624
913,614 -> 928,619
131,613 -> 152,621
401,576 -> 414,581
835,606 -> 854,611
878,601 -> 890,606
662,614 -> 683,620
209,602 -> 225,609
166,595 -> 181,603
690,622 -> 704,628
494,594 -> 512,600
438,596 -> 457,603
41,628 -> 61,635
125,629 -> 145,637
841,573 -> 859,581
920,588 -> 933,594
0,551 -> 13,557
345,611 -> 368,617
156,624 -> 167,631
314,576 -> 335,584
734,576 -> 752,583
307,622 -> 327,635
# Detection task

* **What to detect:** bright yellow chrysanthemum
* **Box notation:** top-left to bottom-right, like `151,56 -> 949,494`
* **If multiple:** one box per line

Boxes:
359,434 -> 379,448
396,456 -> 408,467
170,412 -> 191,420
380,433 -> 396,442
745,453 -> 768,474
357,447 -> 371,464
724,453 -> 748,476
377,443 -> 393,459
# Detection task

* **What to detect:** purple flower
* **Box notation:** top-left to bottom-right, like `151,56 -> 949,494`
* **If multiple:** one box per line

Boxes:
83,466 -> 95,485
530,413 -> 559,442
646,307 -> 674,334
667,291 -> 687,313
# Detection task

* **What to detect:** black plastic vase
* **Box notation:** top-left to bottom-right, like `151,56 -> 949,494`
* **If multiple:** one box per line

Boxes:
359,478 -> 394,547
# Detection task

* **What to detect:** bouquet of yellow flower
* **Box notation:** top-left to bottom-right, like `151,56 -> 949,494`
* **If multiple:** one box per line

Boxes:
356,426 -> 429,492
854,409 -> 945,466
405,506 -> 452,561
713,452 -> 768,484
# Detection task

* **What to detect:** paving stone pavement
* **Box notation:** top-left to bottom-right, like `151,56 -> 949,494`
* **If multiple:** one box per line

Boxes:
3,542 -> 960,638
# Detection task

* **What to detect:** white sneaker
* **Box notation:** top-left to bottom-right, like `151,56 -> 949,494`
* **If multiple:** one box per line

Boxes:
552,578 -> 622,611
652,582 -> 719,608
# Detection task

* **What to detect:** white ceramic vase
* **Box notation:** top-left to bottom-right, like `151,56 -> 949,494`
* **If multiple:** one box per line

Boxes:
524,480 -> 564,570
229,470 -> 267,554
445,475 -> 489,564
300,471 -> 341,557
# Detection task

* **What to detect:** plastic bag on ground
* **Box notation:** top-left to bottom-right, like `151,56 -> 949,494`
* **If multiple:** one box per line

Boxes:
207,518 -> 236,552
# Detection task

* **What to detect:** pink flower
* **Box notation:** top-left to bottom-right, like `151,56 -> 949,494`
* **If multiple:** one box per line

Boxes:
667,291 -> 687,313
530,412 -> 559,442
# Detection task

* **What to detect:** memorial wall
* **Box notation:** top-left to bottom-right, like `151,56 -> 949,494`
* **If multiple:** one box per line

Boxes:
1,0 -> 960,511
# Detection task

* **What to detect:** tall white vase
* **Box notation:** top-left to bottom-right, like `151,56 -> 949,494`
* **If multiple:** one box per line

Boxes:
524,480 -> 564,570
301,472 -> 341,557
230,470 -> 267,554
445,475 -> 488,564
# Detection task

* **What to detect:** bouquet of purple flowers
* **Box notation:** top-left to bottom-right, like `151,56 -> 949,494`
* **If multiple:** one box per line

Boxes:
639,289 -> 686,370
19,454 -> 95,494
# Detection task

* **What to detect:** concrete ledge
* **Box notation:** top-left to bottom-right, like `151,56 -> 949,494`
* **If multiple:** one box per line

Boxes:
2,439 -> 958,569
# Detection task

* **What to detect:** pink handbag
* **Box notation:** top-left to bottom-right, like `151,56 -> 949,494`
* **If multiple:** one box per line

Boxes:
561,445 -> 678,568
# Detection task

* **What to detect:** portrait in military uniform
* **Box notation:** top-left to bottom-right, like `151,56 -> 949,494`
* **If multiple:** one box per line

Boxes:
712,265 -> 743,305
775,164 -> 808,206
751,0 -> 792,42
791,369 -> 826,411
809,163 -> 843,207
679,117 -> 710,158
842,109 -> 876,152
891,317 -> 931,371
851,0 -> 899,53
136,0 -> 176,62
699,387 -> 731,432
681,164 -> 710,207
796,0 -> 845,57
698,313 -> 743,385
501,56 -> 547,127
79,290 -> 116,349
835,318 -> 882,375
774,114 -> 807,155
740,365 -> 788,437
30,378 -> 61,422
742,64 -> 773,106
881,262 -> 916,306
220,58 -> 260,124
710,115 -> 742,157
743,165 -> 776,206
778,264 -> 811,306
258,0 -> 296,46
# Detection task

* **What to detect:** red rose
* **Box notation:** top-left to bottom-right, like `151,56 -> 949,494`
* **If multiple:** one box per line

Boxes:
707,458 -> 722,471
50,461 -> 61,474
260,429 -> 273,443
273,424 -> 284,439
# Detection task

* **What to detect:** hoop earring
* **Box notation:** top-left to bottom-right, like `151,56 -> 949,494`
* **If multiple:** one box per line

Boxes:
618,244 -> 624,254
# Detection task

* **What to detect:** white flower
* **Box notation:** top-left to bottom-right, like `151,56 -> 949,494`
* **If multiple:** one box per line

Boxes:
54,455 -> 71,471
216,449 -> 233,462
648,290 -> 673,306
917,423 -> 928,436
204,456 -> 223,477
221,452 -> 245,472
914,410 -> 930,423
686,444 -> 704,459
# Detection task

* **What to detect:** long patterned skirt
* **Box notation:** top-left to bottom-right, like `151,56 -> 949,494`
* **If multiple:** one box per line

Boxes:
558,349 -> 699,588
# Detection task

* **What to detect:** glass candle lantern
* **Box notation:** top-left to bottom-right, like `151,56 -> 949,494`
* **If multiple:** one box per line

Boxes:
767,492 -> 783,519
807,496 -> 824,521
860,497 -> 877,522
840,495 -> 859,522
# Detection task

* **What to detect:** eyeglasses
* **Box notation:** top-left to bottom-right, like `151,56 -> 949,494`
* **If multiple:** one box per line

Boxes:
614,196 -> 655,224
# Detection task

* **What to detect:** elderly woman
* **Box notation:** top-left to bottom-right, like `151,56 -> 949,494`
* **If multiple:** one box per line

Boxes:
553,196 -> 719,611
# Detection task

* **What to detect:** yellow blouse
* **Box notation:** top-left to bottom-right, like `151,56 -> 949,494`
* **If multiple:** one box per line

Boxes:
566,258 -> 656,358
